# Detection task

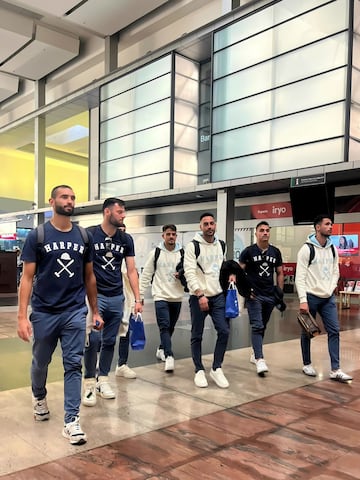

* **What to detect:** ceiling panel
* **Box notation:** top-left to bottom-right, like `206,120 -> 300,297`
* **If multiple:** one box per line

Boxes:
0,8 -> 33,63
6,0 -> 83,17
65,0 -> 170,36
1,24 -> 79,80
0,72 -> 19,102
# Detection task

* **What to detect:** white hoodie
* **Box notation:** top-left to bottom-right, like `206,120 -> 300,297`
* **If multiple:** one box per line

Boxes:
184,232 -> 225,297
139,241 -> 184,302
295,233 -> 339,303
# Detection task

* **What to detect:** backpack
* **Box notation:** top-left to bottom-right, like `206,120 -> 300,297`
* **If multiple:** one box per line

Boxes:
305,242 -> 335,266
36,222 -> 89,262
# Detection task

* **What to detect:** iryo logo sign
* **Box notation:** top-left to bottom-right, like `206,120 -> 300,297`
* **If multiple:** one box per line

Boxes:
251,202 -> 292,219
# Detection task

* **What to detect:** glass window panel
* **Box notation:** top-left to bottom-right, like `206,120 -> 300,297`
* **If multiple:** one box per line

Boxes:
100,74 -> 171,122
213,103 -> 345,161
213,32 -> 348,104
100,148 -> 169,182
214,0 -> 330,50
174,123 -> 197,150
101,99 -> 170,142
199,81 -> 210,103
100,123 -> 170,161
100,173 -> 169,197
212,138 -> 344,181
175,55 -> 199,80
352,68 -> 360,105
174,100 -> 198,128
353,33 -> 360,70
175,74 -> 199,103
101,54 -> 171,100
214,3 -> 348,78
173,172 -> 197,189
350,104 -> 360,141
174,149 -> 197,174
213,68 -> 347,133
349,138 -> 360,162
199,103 -> 210,128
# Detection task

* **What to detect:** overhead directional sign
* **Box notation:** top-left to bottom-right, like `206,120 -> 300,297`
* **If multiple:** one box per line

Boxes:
290,173 -> 326,188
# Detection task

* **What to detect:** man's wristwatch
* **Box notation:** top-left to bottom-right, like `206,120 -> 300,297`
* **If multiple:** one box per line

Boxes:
197,293 -> 205,299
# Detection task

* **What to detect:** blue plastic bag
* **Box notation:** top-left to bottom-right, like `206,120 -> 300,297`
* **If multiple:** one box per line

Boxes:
225,282 -> 239,318
129,313 -> 146,350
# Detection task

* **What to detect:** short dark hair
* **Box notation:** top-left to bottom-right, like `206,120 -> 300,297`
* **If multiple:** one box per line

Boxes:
313,214 -> 333,228
162,224 -> 177,232
200,212 -> 215,221
50,185 -> 73,198
102,197 -> 125,211
256,221 -> 270,230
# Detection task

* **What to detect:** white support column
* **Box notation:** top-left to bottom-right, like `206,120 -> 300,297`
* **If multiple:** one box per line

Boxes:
89,107 -> 99,200
217,188 -> 235,259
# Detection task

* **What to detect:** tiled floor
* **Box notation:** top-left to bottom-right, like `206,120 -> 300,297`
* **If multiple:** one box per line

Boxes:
1,297 -> 360,479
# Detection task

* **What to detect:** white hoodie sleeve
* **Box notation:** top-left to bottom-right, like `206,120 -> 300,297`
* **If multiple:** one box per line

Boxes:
139,249 -> 155,298
295,244 -> 310,303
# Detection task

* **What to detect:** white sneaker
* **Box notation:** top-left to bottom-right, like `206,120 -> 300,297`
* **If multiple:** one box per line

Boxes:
194,370 -> 208,388
256,358 -> 268,376
250,353 -> 256,364
96,376 -> 116,399
165,356 -> 175,372
329,369 -> 353,383
156,348 -> 166,362
33,397 -> 50,421
302,364 -> 317,377
115,364 -> 137,379
82,378 -> 97,406
210,368 -> 229,388
62,416 -> 87,445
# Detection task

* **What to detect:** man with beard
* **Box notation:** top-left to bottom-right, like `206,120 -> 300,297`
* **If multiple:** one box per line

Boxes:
17,185 -> 103,445
184,213 -> 233,388
139,224 -> 185,373
295,214 -> 352,382
82,198 -> 142,406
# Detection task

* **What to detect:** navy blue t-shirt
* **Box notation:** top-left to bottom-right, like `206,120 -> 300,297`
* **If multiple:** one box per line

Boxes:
21,222 -> 94,313
89,225 -> 135,297
239,243 -> 283,296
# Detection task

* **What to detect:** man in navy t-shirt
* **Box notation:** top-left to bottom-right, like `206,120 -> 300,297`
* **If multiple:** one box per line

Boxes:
82,197 -> 142,407
17,185 -> 102,445
239,221 -> 284,377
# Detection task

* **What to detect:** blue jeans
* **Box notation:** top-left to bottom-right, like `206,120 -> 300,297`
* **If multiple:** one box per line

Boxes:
189,293 -> 229,372
155,300 -> 182,357
31,306 -> 87,424
301,293 -> 340,370
84,293 -> 124,378
246,294 -> 275,359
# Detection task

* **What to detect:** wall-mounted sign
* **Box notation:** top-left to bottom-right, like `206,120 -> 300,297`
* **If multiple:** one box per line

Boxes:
290,173 -> 325,187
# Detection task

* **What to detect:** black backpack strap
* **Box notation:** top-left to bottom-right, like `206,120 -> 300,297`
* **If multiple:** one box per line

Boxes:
306,242 -> 335,267
77,224 -> 89,248
219,239 -> 226,255
151,247 -> 161,282
306,243 -> 315,267
192,239 -> 200,259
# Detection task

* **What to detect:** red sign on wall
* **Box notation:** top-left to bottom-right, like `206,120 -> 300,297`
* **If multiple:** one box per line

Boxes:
250,202 -> 292,219
283,263 -> 296,276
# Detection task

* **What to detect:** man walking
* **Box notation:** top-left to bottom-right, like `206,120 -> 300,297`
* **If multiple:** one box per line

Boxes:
295,214 -> 352,382
139,224 -> 184,372
17,185 -> 102,445
184,212 -> 231,388
239,221 -> 284,376
82,198 -> 142,406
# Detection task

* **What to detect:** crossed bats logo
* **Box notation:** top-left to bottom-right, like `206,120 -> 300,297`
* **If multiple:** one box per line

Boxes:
54,253 -> 75,278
